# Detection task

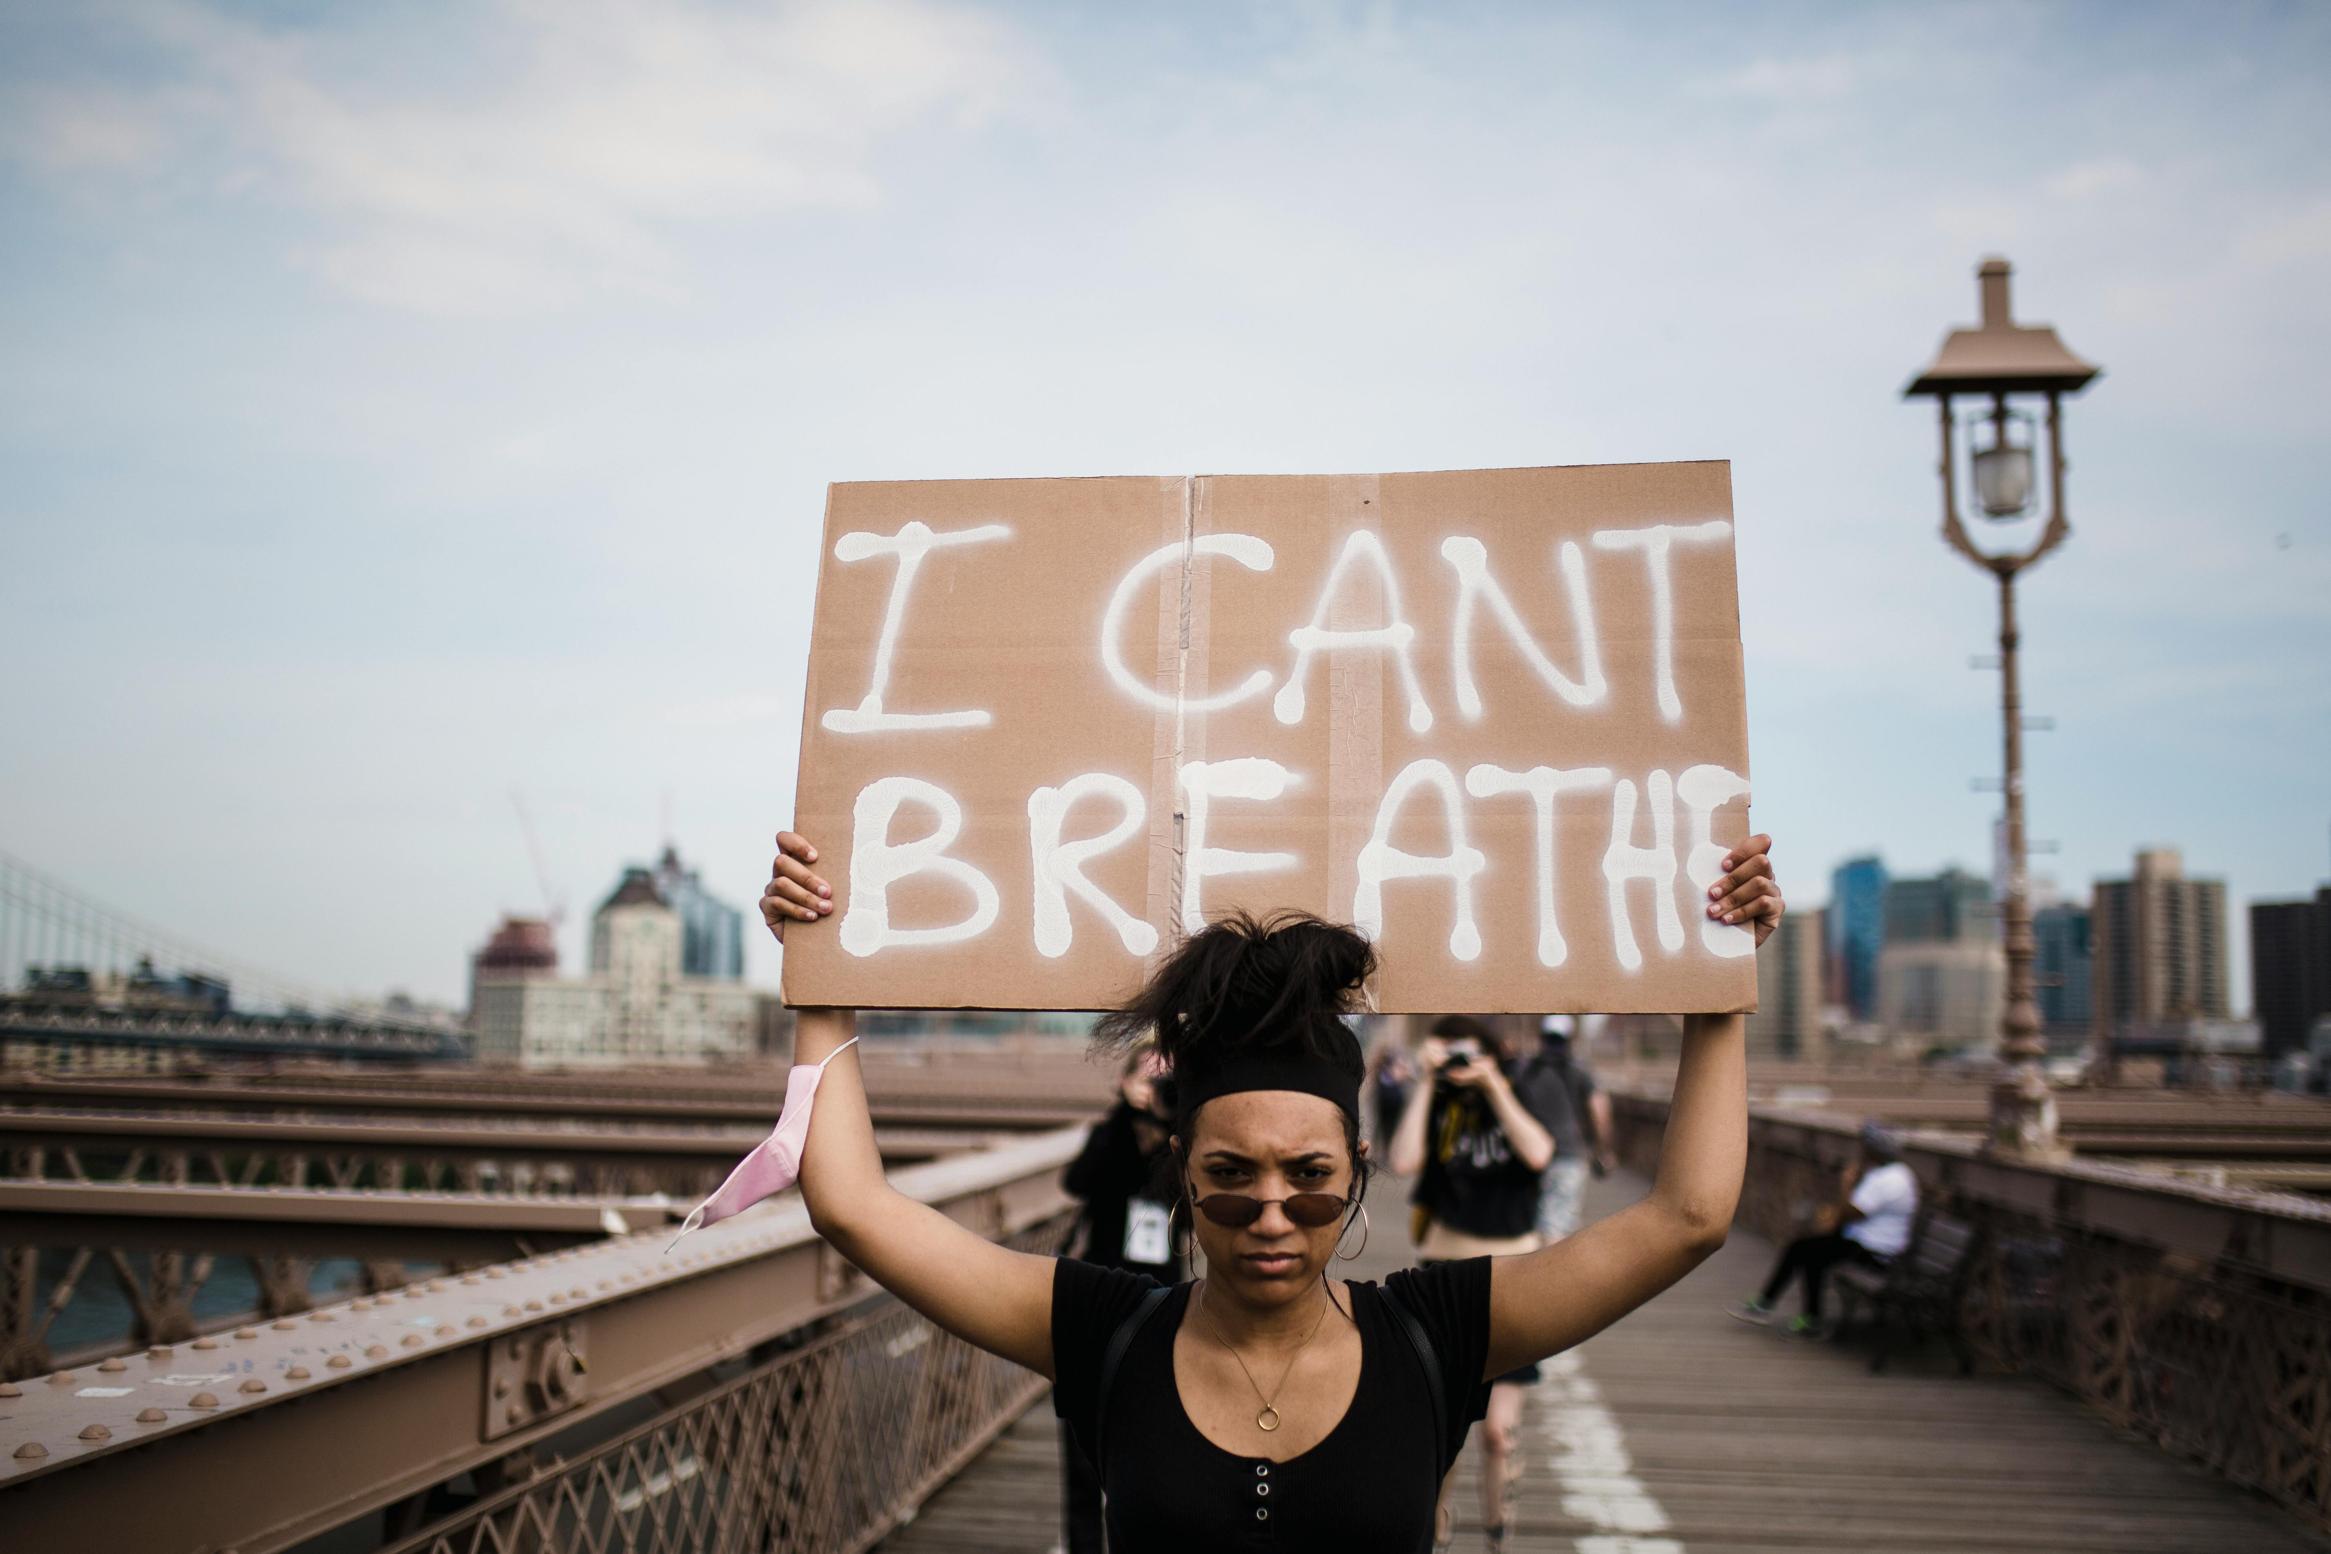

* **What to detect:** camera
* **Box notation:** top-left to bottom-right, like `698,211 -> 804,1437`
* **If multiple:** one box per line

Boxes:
1437,1037 -> 1483,1071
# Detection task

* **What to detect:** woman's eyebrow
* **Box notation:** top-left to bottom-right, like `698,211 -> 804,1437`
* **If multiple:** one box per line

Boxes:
1200,1149 -> 1254,1165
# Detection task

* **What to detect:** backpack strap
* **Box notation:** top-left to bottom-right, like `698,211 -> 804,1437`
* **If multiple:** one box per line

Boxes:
1376,1281 -> 1448,1477
1092,1282 -> 1175,1477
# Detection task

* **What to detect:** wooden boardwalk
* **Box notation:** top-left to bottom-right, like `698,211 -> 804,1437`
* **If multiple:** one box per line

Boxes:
883,1171 -> 2327,1553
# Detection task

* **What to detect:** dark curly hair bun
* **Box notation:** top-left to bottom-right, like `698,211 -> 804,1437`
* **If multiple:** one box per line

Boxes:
1093,910 -> 1373,1077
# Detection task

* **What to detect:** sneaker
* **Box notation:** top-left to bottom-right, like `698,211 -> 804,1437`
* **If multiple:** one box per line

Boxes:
1727,1296 -> 1775,1325
1784,1314 -> 1834,1340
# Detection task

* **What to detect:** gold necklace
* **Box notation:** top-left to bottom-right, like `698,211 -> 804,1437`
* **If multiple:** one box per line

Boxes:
1196,1278 -> 1334,1433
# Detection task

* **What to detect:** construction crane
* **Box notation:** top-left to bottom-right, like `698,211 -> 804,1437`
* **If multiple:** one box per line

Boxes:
509,791 -> 568,933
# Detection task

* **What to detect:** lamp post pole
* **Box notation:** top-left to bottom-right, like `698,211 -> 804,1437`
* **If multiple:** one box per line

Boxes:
1907,259 -> 2098,1160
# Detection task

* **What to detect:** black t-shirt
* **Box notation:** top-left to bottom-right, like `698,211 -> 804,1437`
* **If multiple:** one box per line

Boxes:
1051,1258 -> 1493,1553
1412,1063 -> 1578,1238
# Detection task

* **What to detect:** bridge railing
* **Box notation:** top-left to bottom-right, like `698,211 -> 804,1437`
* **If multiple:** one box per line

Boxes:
1610,1089 -> 2331,1535
0,1125 -> 1083,1554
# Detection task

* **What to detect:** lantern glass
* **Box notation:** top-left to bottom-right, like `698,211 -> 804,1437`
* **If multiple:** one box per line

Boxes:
1969,405 -> 2037,519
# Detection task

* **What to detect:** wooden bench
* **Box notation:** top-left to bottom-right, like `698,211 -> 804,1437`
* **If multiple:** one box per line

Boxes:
1834,1209 -> 1981,1375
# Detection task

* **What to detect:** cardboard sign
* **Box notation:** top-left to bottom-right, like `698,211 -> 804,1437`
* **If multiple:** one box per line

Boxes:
785,463 -> 1754,1015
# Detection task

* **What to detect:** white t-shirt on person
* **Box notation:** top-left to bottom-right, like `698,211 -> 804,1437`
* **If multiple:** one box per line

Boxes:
1842,1161 -> 1918,1257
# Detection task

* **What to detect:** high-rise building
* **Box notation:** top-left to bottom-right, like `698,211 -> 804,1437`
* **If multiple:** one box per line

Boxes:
1883,867 -> 1994,945
470,854 -> 766,1067
2092,849 -> 2230,1046
1826,857 -> 1887,1020
2032,903 -> 2093,1044
2250,887 -> 2331,1059
1747,905 -> 1824,1061
652,846 -> 745,980
1878,940 -> 2004,1051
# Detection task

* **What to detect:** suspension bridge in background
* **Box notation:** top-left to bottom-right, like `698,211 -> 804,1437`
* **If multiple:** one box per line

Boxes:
0,851 -> 465,1066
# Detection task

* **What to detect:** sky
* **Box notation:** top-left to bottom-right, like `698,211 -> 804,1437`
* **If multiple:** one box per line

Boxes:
2,0 -> 2326,1011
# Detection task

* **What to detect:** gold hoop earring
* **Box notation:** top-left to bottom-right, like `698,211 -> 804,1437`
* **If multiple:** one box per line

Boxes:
1335,1203 -> 1370,1262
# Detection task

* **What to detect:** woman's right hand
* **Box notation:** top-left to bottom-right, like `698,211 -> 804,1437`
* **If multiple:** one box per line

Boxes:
760,831 -> 833,942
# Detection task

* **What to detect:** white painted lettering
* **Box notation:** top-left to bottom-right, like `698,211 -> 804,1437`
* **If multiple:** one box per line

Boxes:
1100,534 -> 1276,711
1440,536 -> 1606,718
1354,759 -> 1487,960
1465,763 -> 1614,968
838,777 -> 1001,955
822,521 -> 1011,734
1602,769 -> 1683,972
1273,531 -> 1434,733
1028,773 -> 1158,958
1589,521 -> 1732,723
1177,759 -> 1298,933
1677,763 -> 1755,958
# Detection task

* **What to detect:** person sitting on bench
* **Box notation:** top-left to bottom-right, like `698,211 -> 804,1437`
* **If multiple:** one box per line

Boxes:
1730,1122 -> 1917,1336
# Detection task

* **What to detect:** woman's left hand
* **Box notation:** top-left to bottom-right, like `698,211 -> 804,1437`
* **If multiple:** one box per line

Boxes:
1706,833 -> 1783,948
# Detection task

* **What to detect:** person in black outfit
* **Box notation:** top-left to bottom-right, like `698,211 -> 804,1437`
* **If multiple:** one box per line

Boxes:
1057,1039 -> 1180,1551
1389,1014 -> 1576,1551
758,825 -> 1786,1554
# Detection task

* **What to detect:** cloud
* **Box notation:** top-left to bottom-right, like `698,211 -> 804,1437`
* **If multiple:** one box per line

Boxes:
8,0 -> 1036,315
2046,156 -> 2146,200
1717,52 -> 1864,100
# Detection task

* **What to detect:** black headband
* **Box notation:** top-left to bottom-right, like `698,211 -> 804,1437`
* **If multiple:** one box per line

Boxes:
1173,1021 -> 1363,1124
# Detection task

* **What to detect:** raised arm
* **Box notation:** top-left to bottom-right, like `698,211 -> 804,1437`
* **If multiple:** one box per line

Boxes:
1481,835 -> 1779,1378
765,833 -> 1058,1378
1386,1037 -> 1441,1176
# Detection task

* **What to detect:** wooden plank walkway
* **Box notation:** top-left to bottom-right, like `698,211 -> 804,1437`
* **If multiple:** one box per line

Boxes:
883,1171 -> 2327,1553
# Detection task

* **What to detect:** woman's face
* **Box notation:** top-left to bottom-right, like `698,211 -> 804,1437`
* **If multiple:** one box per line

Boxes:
1178,1090 -> 1359,1306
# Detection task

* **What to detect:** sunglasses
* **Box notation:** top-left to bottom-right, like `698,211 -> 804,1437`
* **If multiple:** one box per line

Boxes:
1190,1190 -> 1351,1229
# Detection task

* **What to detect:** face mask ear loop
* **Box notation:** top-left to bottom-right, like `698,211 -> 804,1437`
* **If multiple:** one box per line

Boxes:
664,1036 -> 861,1254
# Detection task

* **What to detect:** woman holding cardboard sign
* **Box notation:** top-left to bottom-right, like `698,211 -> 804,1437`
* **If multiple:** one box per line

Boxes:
761,827 -> 1779,1554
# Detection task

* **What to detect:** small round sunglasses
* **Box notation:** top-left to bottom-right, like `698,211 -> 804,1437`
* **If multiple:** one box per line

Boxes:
1190,1191 -> 1351,1229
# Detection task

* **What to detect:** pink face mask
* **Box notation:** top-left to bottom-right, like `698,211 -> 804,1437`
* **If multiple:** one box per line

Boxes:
667,1036 -> 859,1252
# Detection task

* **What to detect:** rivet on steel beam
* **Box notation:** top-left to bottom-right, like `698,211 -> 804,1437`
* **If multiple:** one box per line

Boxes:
547,1294 -> 566,1307
240,1378 -> 267,1394
0,1383 -> 19,1398
271,1320 -> 299,1331
97,1357 -> 127,1373
327,1355 -> 352,1369
502,1306 -> 522,1318
485,1268 -> 505,1280
234,1328 -> 258,1340
460,1275 -> 481,1285
467,1316 -> 488,1328
492,1377 -> 510,1399
363,1345 -> 387,1360
596,1280 -> 611,1291
47,1371 -> 77,1385
401,1334 -> 424,1348
189,1392 -> 219,1409
79,1424 -> 111,1441
147,1345 -> 173,1360
524,1300 -> 543,1312
136,1407 -> 167,1424
308,1312 -> 334,1323
569,1287 -> 586,1300
504,1404 -> 522,1426
286,1365 -> 311,1380
14,1441 -> 46,1460
192,1339 -> 218,1350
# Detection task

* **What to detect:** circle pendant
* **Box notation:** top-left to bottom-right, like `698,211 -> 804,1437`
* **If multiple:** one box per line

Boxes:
1255,1406 -> 1281,1433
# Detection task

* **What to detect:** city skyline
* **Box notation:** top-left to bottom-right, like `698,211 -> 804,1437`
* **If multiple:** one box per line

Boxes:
3,1 -> 2326,1007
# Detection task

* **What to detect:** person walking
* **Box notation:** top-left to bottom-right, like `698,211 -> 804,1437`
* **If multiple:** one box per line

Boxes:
1389,1015 -> 1576,1552
758,826 -> 1784,1554
1731,1121 -> 1918,1336
1528,1015 -> 1616,1243
1056,1040 -> 1181,1551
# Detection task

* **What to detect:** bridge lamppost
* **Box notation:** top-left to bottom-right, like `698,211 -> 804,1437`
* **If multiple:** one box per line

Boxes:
1903,256 -> 2101,1159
